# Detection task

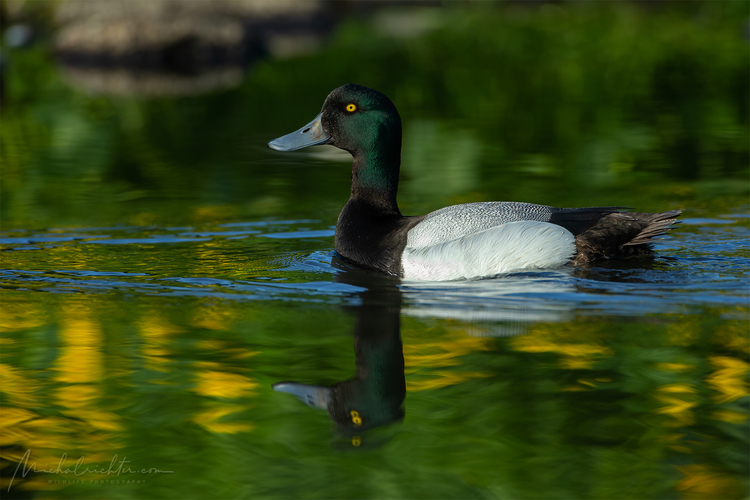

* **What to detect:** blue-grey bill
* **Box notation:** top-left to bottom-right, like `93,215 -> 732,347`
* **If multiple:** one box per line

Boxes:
268,112 -> 331,151
272,381 -> 332,409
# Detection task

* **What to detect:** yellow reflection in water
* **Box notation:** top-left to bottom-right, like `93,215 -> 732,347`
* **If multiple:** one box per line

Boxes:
0,363 -> 38,407
655,362 -> 694,373
54,308 -> 103,384
193,370 -> 258,399
192,306 -> 236,331
1,301 -> 124,494
511,324 -> 613,370
53,305 -> 121,464
403,323 -> 491,391
676,464 -> 747,500
191,340 -> 259,434
654,384 -> 698,426
0,300 -> 46,331
705,356 -> 749,404
407,370 -> 489,391
191,404 -> 255,434
711,409 -> 748,424
195,339 -> 258,362
139,314 -> 181,374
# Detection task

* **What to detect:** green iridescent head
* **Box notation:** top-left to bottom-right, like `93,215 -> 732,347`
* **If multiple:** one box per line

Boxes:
269,84 -> 403,195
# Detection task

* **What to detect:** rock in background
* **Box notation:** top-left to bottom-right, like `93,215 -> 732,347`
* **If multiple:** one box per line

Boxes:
51,0 -> 336,96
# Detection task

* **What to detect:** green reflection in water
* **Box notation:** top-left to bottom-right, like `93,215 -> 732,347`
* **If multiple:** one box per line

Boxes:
1,293 -> 748,498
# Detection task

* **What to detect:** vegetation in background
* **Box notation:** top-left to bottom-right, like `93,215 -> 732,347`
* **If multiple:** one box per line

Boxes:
1,1 -> 748,229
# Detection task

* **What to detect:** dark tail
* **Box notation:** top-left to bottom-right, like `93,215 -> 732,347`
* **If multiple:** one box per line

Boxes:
573,210 -> 682,264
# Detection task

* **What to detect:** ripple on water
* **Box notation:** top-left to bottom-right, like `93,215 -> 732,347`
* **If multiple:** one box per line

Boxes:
0,215 -> 747,321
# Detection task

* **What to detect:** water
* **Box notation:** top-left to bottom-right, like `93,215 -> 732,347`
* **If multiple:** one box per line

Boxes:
2,212 -> 748,499
2,3 -> 749,499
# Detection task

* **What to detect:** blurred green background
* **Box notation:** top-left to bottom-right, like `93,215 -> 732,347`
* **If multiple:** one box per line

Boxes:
2,0 -> 747,231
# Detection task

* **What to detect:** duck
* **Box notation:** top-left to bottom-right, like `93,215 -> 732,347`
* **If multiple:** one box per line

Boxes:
268,84 -> 681,281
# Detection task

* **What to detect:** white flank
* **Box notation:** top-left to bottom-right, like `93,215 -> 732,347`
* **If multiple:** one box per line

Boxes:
402,221 -> 576,281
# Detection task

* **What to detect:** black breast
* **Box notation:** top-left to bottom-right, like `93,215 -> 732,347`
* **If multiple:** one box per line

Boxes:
334,200 -> 425,276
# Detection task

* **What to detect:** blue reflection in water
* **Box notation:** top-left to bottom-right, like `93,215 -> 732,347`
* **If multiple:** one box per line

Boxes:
1,217 -> 748,315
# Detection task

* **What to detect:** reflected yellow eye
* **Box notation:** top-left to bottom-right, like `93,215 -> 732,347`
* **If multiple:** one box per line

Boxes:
346,104 -> 357,112
350,410 -> 362,427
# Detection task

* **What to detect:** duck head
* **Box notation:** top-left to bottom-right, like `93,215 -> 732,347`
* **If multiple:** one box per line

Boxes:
269,84 -> 403,199
272,375 -> 405,437
269,84 -> 401,154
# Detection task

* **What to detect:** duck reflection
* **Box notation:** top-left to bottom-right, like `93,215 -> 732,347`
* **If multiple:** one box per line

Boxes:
272,254 -> 676,444
273,256 -> 406,443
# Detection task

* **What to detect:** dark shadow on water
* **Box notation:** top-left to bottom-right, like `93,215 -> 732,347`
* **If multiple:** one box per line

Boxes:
570,255 -> 677,283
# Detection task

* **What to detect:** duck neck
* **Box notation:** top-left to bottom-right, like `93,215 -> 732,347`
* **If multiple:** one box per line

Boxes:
349,147 -> 401,216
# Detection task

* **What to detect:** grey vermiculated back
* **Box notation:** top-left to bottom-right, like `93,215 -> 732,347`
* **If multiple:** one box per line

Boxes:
405,202 -> 620,249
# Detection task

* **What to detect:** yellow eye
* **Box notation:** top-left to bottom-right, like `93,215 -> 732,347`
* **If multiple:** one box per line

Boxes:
346,103 -> 357,112
350,410 -> 362,427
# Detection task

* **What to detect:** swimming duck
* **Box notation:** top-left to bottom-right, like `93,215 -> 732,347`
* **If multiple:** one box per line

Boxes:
268,84 -> 681,281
